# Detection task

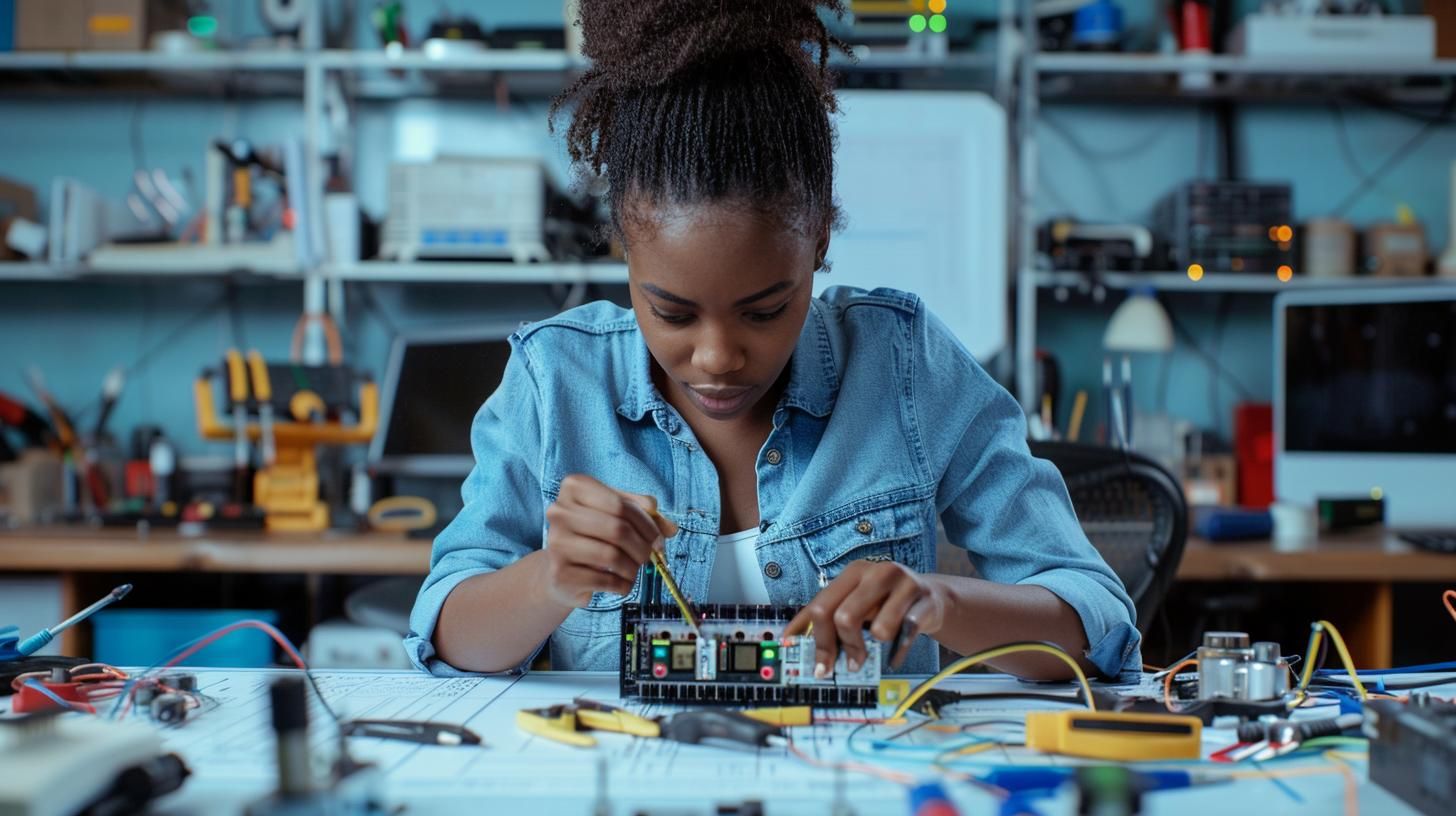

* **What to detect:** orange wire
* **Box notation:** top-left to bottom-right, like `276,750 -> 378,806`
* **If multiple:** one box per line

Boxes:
1163,658 -> 1198,712
1443,590 -> 1456,625
784,735 -> 915,786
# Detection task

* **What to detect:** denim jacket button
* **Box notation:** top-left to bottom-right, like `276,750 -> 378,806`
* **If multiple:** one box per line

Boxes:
763,562 -> 782,579
765,448 -> 783,465
855,519 -> 873,535
759,520 -> 771,533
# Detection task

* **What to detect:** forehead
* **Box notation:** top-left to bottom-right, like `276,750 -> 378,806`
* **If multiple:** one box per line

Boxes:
624,202 -> 814,296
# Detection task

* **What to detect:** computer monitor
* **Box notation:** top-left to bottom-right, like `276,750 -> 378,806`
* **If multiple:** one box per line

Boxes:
370,322 -> 522,477
1275,285 -> 1456,528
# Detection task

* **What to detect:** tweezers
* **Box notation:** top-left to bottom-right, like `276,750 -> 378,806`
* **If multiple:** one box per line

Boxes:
341,719 -> 482,746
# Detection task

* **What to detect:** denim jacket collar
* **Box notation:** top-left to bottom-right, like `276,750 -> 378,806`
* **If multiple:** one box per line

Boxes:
616,299 -> 840,423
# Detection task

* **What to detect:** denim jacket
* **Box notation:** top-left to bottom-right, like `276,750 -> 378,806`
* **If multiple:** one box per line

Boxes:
406,287 -> 1141,678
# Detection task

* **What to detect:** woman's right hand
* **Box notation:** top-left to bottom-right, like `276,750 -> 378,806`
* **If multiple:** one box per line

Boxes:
542,474 -> 676,609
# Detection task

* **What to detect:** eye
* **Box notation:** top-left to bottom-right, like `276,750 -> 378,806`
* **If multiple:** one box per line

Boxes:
746,303 -> 789,323
650,306 -> 694,325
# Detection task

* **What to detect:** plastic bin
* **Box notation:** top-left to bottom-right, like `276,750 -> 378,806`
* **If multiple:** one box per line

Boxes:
92,609 -> 280,668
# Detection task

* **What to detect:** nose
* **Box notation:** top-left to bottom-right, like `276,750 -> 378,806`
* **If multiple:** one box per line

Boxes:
692,324 -> 746,376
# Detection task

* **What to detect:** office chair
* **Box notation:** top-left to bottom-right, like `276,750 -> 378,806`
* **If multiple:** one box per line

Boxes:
1027,440 -> 1188,632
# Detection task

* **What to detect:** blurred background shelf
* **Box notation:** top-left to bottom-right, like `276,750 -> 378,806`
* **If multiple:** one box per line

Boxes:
325,261 -> 629,285
1034,270 -> 1456,294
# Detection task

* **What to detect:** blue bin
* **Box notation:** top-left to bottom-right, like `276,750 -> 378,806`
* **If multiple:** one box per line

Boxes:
92,609 -> 281,668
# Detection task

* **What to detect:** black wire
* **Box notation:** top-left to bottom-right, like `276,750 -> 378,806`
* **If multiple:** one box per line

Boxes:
1329,87 -> 1456,218
227,282 -> 248,352
1166,306 -> 1256,405
130,100 -> 147,172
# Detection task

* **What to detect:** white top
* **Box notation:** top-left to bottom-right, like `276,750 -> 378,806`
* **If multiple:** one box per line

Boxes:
707,528 -> 771,604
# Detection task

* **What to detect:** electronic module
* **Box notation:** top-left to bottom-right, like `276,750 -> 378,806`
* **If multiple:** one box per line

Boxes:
619,602 -> 883,707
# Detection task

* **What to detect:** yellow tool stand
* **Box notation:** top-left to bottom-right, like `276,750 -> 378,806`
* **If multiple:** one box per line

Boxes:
195,354 -> 377,533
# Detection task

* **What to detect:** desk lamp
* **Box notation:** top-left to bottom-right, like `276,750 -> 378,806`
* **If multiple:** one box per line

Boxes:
1102,287 -> 1173,449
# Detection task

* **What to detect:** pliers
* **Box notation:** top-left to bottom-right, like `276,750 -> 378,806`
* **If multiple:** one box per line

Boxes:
516,698 -> 783,749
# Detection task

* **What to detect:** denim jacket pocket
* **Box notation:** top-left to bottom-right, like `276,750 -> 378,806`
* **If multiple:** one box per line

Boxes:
798,497 -> 933,579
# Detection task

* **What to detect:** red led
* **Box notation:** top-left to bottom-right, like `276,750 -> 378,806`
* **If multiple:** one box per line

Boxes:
760,666 -> 775,681
653,663 -> 668,679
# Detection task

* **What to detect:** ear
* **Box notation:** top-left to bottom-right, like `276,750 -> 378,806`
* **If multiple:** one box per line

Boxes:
813,227 -> 831,271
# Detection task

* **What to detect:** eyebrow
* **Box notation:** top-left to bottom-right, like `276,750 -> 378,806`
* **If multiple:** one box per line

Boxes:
640,280 -> 794,308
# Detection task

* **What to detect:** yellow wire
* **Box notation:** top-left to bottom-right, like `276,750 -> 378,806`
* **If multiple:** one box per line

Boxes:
1295,620 -> 1369,703
890,642 -> 1096,719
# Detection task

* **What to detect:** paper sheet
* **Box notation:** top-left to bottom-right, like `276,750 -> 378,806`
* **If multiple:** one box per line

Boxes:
150,669 -> 1063,814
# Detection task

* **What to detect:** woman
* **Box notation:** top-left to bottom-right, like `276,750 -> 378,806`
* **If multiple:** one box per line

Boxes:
407,0 -> 1139,681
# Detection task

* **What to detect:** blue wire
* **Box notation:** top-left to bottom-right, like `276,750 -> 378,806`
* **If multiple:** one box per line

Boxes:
108,618 -> 303,719
1316,660 -> 1456,676
24,679 -> 84,712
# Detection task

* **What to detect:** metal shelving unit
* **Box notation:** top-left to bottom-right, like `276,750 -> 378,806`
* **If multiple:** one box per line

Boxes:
1034,270 -> 1456,294
326,261 -> 628,285
1012,37 -> 1456,408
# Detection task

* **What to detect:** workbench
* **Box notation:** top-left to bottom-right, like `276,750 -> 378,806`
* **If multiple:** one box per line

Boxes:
5,668 -> 1443,816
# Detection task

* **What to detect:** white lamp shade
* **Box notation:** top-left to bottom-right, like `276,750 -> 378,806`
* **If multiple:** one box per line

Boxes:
1103,292 -> 1174,353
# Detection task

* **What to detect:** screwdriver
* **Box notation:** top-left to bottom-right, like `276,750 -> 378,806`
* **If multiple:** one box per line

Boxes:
644,506 -> 698,635
18,584 -> 132,656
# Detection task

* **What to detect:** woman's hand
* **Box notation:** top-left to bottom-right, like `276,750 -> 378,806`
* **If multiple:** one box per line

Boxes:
783,561 -> 946,674
542,474 -> 676,609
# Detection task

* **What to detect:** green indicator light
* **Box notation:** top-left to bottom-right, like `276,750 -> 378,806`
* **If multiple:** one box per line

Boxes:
928,14 -> 947,33
625,634 -> 634,642
908,14 -> 927,33
762,649 -> 776,660
187,16 -> 218,38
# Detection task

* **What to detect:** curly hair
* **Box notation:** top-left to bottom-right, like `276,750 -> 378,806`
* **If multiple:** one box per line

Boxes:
550,0 -> 851,243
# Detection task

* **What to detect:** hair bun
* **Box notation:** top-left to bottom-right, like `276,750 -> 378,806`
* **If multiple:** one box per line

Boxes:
577,0 -> 847,90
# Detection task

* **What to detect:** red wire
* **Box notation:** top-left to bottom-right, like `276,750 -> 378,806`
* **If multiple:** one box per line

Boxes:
119,620 -> 308,719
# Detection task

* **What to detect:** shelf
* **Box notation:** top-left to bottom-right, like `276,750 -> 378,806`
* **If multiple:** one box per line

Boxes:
1036,53 -> 1456,78
0,262 -> 80,281
318,49 -> 581,73
1033,270 -> 1456,294
0,51 -> 310,72
327,261 -> 629,285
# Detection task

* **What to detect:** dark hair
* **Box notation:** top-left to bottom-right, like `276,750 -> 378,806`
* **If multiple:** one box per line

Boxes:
551,0 -> 850,245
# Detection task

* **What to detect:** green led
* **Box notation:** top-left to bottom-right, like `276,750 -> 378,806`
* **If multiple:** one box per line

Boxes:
929,14 -> 947,33
762,648 -> 776,661
187,15 -> 218,38
625,634 -> 634,642
908,14 -> 927,33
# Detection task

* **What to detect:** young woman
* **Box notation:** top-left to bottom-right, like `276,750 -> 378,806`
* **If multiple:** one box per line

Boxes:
407,0 -> 1139,681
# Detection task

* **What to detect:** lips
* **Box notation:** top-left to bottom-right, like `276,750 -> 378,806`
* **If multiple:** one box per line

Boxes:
685,385 -> 756,418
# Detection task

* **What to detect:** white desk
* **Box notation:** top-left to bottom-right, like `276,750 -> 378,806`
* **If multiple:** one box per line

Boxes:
78,669 -> 1440,815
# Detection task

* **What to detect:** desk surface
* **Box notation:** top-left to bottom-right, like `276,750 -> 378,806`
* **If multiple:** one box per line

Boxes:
1178,529 -> 1456,582
11,668 -> 1436,816
0,527 -> 430,575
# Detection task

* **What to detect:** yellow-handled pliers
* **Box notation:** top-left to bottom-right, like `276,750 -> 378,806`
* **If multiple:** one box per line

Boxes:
516,699 -> 662,748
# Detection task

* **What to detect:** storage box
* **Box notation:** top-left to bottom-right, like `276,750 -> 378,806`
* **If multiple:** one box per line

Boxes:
1229,13 -> 1436,62
92,609 -> 281,668
15,0 -> 86,50
16,0 -> 158,51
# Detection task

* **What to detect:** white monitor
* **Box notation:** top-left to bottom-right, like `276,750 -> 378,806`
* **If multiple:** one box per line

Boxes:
1274,285 -> 1456,528
370,322 -> 523,478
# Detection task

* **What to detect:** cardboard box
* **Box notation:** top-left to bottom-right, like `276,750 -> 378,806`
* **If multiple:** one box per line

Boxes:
1432,5 -> 1456,59
86,0 -> 144,50
16,0 -> 87,50
16,0 -> 155,51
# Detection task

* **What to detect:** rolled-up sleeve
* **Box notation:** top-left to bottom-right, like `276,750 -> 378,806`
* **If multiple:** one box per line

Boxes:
918,306 -> 1141,679
404,335 -> 548,676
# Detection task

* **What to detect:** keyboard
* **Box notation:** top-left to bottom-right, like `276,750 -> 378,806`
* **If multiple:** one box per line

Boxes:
1398,531 -> 1456,555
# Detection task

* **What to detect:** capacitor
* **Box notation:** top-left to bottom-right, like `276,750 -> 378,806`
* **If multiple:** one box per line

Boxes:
151,693 -> 189,724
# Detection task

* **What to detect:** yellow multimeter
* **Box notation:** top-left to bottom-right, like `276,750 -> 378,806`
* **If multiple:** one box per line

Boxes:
1025,710 -> 1203,761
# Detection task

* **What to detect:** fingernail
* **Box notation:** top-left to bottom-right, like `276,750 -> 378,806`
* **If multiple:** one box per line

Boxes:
847,658 -> 860,672
814,662 -> 828,679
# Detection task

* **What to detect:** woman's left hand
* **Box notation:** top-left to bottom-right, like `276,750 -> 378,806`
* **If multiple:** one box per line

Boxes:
782,561 -> 946,676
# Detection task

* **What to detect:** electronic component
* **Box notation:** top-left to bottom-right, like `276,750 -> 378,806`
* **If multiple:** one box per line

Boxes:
1153,181 -> 1293,276
1197,632 -> 1289,702
245,676 -> 388,816
382,158 -> 550,263
150,693 -> 190,725
1025,710 -> 1203,762
0,713 -> 189,816
1367,697 -> 1456,816
620,603 -> 882,707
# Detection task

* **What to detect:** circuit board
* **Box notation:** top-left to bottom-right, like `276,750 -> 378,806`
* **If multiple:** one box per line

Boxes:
619,602 -> 883,707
